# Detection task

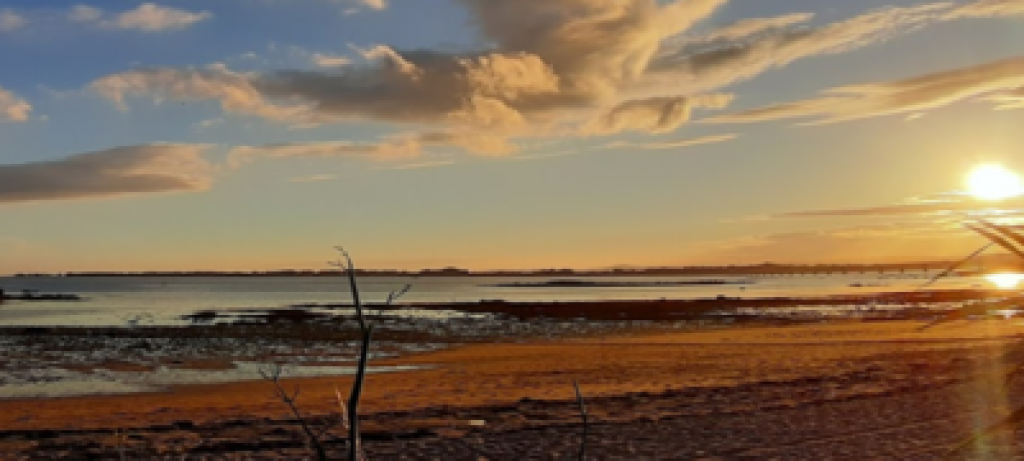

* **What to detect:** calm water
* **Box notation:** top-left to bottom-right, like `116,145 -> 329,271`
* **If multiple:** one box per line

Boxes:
0,273 -> 997,326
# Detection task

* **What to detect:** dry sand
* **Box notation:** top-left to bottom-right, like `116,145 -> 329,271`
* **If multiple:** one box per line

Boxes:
3,319 -> 1024,459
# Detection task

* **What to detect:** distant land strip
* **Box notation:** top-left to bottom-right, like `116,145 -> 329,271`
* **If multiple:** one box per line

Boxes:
12,257 -> 1022,278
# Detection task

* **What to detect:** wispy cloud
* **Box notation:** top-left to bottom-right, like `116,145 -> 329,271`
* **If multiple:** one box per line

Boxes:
0,9 -> 25,32
229,139 -> 421,166
387,159 -> 456,170
0,144 -> 213,204
287,174 -> 337,183
603,134 -> 738,151
107,3 -> 211,32
946,0 -> 1024,19
311,53 -> 351,68
780,197 -> 1024,218
68,4 -> 102,23
650,3 -> 954,94
586,94 -> 734,135
689,221 -> 975,264
707,56 -> 1024,125
229,131 -> 516,167
695,13 -> 816,44
772,187 -> 1024,220
354,0 -> 386,11
66,3 -> 212,32
0,86 -> 31,122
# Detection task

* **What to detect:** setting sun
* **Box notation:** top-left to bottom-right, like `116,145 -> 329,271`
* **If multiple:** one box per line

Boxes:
967,164 -> 1024,201
985,272 -> 1024,290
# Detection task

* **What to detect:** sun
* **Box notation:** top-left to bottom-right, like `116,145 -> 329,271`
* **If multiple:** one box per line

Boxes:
967,164 -> 1024,201
985,273 -> 1024,290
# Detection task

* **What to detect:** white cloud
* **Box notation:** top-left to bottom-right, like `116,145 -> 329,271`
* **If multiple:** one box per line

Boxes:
0,9 -> 25,32
0,86 -> 31,122
103,3 -> 211,32
0,144 -> 213,204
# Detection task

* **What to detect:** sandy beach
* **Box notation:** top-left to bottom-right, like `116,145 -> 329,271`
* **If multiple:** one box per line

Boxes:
3,319 -> 1024,459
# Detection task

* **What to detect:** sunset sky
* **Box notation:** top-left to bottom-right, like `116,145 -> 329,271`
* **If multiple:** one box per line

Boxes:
2,0 -> 1024,273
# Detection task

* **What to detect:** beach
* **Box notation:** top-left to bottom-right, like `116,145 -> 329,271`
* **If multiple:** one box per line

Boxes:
3,318 -> 1024,459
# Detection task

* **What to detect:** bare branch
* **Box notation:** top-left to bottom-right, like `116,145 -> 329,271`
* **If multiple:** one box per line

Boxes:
348,325 -> 374,461
260,365 -> 329,461
335,246 -> 368,332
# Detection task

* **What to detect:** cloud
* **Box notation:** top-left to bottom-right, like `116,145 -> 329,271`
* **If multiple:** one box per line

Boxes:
229,131 -> 516,167
695,13 -> 816,44
311,53 -> 351,68
229,138 -> 421,166
706,56 -> 1024,124
387,159 -> 457,170
87,0 -> 1024,163
287,174 -> 337,183
946,0 -> 1024,19
587,94 -> 733,134
92,0 -> 726,140
354,0 -> 386,10
0,9 -> 25,32
604,133 -> 738,150
68,5 -> 103,23
101,3 -> 211,32
0,86 -> 31,122
650,3 -> 954,93
689,221 -> 975,264
0,145 -> 213,204
775,188 -> 1024,218
92,67 -> 310,122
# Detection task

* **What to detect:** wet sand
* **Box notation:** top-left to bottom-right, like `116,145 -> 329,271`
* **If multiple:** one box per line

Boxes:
3,319 -> 1024,458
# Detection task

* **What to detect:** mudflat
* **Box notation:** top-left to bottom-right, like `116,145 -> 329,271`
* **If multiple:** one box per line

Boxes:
2,319 -> 1024,459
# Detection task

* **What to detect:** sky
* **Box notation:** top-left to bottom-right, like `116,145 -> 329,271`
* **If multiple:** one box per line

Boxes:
2,0 -> 1024,273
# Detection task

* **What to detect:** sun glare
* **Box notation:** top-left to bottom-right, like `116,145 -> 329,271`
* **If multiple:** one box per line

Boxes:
967,164 -> 1024,201
985,273 -> 1024,290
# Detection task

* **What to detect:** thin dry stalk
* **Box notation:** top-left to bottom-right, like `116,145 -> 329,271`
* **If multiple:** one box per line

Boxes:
574,380 -> 589,461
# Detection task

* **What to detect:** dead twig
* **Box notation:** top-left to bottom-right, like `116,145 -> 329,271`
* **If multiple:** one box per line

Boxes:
259,364 -> 329,460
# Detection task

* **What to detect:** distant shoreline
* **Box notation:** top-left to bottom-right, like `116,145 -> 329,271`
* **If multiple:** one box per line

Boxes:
5,260 -> 988,278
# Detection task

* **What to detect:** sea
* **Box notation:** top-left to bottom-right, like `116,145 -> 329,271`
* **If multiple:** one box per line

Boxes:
0,272 -> 1003,327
